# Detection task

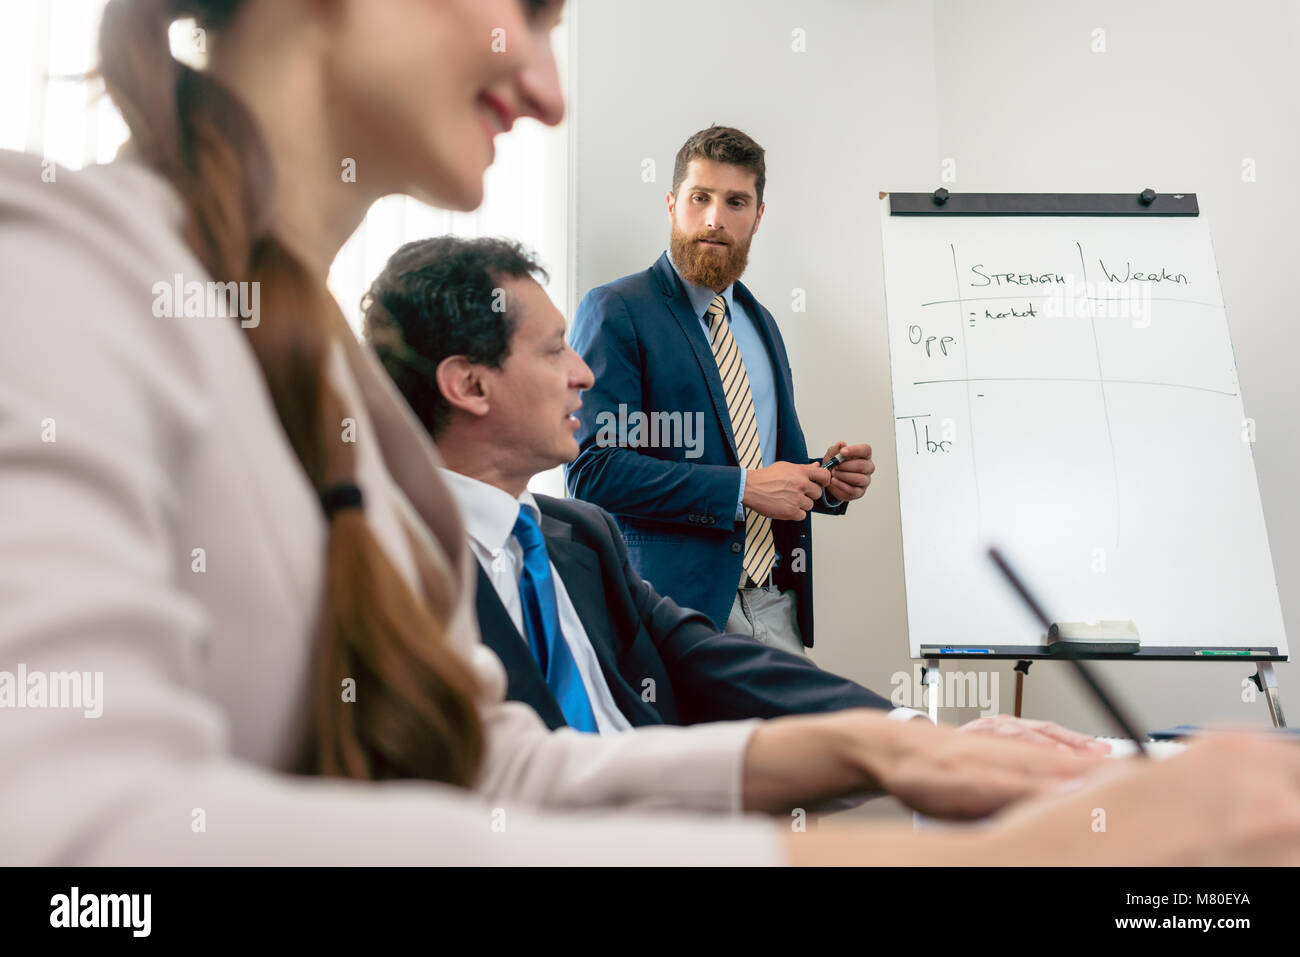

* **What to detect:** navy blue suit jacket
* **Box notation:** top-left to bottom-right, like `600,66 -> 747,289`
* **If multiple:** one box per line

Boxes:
566,252 -> 845,646
475,493 -> 891,729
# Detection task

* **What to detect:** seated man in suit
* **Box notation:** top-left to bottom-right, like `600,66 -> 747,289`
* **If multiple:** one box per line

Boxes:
362,235 -> 1106,753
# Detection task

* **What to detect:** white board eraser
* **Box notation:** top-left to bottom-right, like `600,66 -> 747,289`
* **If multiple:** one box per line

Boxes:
1048,620 -> 1140,655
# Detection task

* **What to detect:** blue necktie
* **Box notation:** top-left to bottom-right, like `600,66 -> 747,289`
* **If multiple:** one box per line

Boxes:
512,506 -> 599,733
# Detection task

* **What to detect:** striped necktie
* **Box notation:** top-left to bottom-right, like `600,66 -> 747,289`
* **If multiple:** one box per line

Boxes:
705,294 -> 775,586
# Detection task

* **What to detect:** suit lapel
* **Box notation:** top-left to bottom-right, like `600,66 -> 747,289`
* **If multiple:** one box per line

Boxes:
472,566 -> 568,730
734,280 -> 791,396
733,280 -> 806,462
540,512 -> 650,720
541,514 -> 623,676
652,253 -> 739,462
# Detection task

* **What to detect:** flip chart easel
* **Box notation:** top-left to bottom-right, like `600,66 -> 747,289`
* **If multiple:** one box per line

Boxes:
879,189 -> 1288,727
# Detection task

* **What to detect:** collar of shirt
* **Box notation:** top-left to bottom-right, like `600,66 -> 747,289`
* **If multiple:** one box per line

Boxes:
667,250 -> 736,324
438,468 -> 538,560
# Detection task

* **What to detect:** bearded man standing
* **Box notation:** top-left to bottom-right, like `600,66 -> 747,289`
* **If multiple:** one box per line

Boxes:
567,125 -> 874,658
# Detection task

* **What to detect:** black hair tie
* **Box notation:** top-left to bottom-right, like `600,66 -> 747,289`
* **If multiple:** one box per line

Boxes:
320,482 -> 364,518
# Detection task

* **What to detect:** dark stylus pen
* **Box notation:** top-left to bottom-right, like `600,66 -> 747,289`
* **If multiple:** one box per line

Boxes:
988,547 -> 1150,758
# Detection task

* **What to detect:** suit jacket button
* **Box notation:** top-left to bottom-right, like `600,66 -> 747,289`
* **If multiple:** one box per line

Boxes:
730,541 -> 742,553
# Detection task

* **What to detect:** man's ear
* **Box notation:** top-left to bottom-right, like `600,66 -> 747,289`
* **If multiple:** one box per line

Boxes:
752,200 -> 766,235
666,190 -> 676,219
435,356 -> 491,419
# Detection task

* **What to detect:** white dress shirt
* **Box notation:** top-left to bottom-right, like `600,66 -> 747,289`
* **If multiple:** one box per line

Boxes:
441,470 -> 632,734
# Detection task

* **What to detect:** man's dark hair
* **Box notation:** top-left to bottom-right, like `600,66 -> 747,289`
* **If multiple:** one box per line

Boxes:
362,236 -> 549,438
671,125 -> 766,204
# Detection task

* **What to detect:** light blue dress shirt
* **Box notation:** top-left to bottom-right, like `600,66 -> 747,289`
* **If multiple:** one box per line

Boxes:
668,255 -> 778,521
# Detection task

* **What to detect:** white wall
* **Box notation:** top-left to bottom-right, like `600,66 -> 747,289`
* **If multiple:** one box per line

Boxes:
568,0 -> 1297,809
929,0 -> 1299,735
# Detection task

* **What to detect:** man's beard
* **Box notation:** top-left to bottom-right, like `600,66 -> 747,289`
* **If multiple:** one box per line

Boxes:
669,222 -> 754,291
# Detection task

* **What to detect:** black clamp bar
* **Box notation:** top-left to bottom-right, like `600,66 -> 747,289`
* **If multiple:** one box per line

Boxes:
889,189 -> 1198,216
